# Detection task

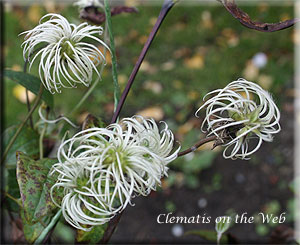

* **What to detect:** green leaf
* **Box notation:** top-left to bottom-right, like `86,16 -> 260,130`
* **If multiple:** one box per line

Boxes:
16,152 -> 62,223
77,223 -> 108,244
21,208 -> 51,243
185,229 -> 228,244
3,125 -> 39,166
4,69 -> 53,107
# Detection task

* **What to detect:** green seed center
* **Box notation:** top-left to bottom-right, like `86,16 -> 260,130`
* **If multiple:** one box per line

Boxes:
103,147 -> 130,171
61,39 -> 75,58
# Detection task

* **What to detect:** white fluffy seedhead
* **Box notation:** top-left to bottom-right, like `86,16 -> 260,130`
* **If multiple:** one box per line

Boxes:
196,78 -> 280,159
50,116 -> 179,230
21,13 -> 108,93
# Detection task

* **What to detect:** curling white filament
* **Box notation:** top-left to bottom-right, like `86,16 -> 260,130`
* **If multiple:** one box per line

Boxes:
196,78 -> 280,160
119,116 -> 177,162
38,105 -> 79,128
50,116 -> 179,231
21,13 -> 108,93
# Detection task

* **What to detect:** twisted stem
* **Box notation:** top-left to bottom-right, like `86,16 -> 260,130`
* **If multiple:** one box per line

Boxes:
177,135 -> 218,157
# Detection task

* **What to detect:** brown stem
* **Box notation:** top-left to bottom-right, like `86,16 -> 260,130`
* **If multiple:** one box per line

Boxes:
100,214 -> 122,244
110,0 -> 174,124
101,1 -> 175,243
220,0 -> 299,32
177,135 -> 218,157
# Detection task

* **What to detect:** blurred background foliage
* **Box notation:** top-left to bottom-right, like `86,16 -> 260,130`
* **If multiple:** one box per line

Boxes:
3,0 -> 295,243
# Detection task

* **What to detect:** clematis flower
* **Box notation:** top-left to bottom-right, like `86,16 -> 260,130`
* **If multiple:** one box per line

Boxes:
196,78 -> 280,159
50,116 -> 179,230
21,13 -> 108,93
